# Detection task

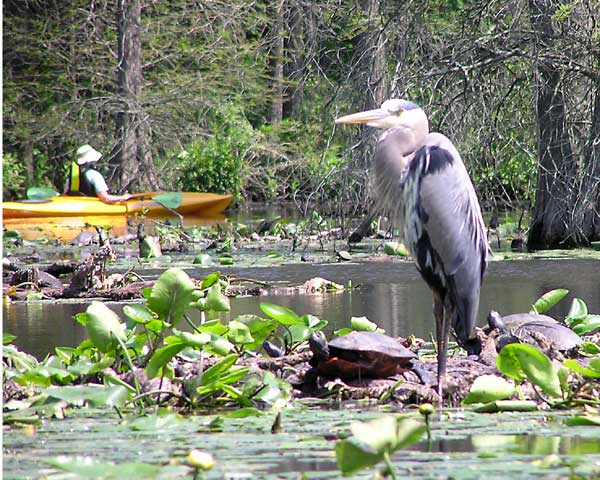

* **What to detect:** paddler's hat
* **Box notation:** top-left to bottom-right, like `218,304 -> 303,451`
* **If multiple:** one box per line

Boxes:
76,144 -> 102,165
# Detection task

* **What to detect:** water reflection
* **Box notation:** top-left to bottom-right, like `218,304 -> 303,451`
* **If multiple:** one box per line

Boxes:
3,258 -> 599,360
414,434 -> 600,455
3,214 -> 224,242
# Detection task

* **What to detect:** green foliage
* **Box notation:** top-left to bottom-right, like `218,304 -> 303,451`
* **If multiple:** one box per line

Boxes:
26,187 -> 59,200
496,343 -> 562,397
3,268 -> 328,416
2,152 -> 26,199
45,456 -> 162,479
463,375 -> 516,405
530,288 -> 569,314
336,415 -> 426,476
177,106 -> 254,198
79,301 -> 126,353
565,298 -> 600,335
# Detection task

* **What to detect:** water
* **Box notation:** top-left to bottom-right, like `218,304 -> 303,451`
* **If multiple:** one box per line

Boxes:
4,258 -> 599,360
3,408 -> 600,479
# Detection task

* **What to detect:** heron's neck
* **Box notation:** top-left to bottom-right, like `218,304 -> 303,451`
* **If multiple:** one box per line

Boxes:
380,126 -> 426,156
380,111 -> 429,156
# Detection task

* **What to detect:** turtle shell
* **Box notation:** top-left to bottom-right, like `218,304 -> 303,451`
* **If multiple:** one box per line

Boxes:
512,320 -> 582,351
501,313 -> 558,329
316,331 -> 416,379
489,311 -> 582,353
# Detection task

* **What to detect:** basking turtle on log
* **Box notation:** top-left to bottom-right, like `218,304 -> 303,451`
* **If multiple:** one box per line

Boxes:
487,310 -> 582,355
308,331 -> 434,386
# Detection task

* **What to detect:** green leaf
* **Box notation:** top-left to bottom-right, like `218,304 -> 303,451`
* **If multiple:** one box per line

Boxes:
530,289 -> 569,314
233,315 -> 278,351
67,356 -> 114,376
16,364 -> 73,387
200,354 -> 239,386
473,400 -> 539,413
350,316 -> 382,332
463,375 -> 515,404
193,254 -> 213,266
146,343 -> 186,378
47,456 -> 161,478
336,436 -> 382,476
147,268 -> 196,325
123,304 -> 156,325
565,415 -> 600,426
173,330 -> 212,347
581,342 -> 600,354
204,334 -> 233,356
219,256 -> 234,265
200,271 -> 221,289
224,407 -> 265,418
226,320 -> 254,345
152,192 -> 183,209
140,236 -> 162,259
336,416 -> 425,475
259,303 -> 302,325
383,241 -> 409,256
572,315 -> 600,335
44,385 -> 130,407
3,333 -> 16,344
26,187 -> 59,200
126,411 -> 183,431
3,230 -> 21,239
496,343 -> 562,397
198,319 -> 229,336
563,358 -> 600,379
204,284 -> 230,312
565,298 -> 588,326
84,302 -> 126,353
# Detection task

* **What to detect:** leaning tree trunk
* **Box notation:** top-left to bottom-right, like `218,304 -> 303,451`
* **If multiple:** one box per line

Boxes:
114,0 -> 159,191
527,0 -> 578,250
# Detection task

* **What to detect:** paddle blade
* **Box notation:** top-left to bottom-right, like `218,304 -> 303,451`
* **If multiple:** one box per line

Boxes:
152,192 -> 183,209
26,187 -> 59,200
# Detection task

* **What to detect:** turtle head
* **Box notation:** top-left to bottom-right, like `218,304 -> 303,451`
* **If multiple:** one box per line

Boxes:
309,331 -> 330,361
487,310 -> 506,331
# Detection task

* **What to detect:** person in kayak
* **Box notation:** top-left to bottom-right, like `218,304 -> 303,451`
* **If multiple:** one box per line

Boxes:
65,144 -> 132,203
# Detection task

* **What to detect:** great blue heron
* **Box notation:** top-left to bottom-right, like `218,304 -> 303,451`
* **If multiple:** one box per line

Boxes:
335,99 -> 489,400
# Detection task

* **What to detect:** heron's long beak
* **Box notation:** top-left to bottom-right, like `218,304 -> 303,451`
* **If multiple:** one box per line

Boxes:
335,108 -> 388,126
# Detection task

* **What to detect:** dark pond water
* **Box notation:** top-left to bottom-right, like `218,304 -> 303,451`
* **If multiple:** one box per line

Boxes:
4,258 -> 599,360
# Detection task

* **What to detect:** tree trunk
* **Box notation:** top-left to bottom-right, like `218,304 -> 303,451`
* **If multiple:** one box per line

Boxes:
282,1 -> 305,119
358,0 -> 387,110
269,0 -> 285,125
114,0 -> 159,191
527,0 -> 578,249
582,69 -> 600,241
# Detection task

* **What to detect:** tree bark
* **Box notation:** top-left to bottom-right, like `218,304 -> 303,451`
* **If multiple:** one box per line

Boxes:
527,0 -> 578,249
282,1 -> 305,119
114,0 -> 159,191
269,0 -> 285,125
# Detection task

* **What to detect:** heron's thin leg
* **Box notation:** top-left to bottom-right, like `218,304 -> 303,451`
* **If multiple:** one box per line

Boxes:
433,291 -> 445,402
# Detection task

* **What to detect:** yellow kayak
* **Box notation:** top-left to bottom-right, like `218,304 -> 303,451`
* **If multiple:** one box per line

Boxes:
2,192 -> 233,219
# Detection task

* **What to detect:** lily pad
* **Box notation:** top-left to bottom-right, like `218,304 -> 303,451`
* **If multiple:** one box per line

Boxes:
496,343 -> 562,397
463,375 -> 515,404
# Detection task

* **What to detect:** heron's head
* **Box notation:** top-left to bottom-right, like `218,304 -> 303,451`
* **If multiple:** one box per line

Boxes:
335,99 -> 428,133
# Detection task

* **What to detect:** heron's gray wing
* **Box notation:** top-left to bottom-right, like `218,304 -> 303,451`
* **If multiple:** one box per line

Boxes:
405,136 -> 488,343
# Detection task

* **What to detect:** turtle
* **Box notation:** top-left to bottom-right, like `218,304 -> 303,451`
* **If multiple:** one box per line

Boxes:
487,310 -> 582,354
308,331 -> 418,380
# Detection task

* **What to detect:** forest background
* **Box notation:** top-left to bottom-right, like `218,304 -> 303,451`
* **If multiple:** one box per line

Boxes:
3,0 -> 599,249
